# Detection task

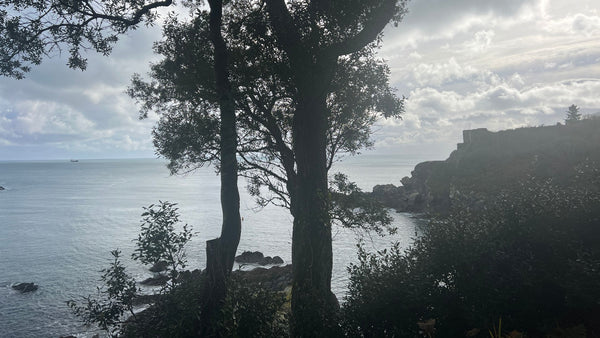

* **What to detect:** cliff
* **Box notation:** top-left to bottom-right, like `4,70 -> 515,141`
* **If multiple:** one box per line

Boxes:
372,119 -> 600,213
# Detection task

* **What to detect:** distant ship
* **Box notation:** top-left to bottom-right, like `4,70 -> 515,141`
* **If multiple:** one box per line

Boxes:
70,159 -> 79,162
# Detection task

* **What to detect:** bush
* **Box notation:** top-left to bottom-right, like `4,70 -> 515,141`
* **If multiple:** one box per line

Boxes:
120,271 -> 205,337
343,175 -> 600,337
217,275 -> 290,337
69,201 -> 193,336
67,250 -> 138,337
132,201 -> 193,289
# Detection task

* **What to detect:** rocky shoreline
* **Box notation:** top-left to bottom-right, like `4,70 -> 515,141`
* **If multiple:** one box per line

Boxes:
368,122 -> 600,215
132,251 -> 287,302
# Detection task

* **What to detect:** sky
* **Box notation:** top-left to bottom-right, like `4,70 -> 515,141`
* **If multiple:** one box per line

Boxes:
0,0 -> 599,161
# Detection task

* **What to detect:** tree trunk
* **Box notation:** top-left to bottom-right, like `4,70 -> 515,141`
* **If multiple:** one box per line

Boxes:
289,65 -> 340,336
200,0 -> 242,335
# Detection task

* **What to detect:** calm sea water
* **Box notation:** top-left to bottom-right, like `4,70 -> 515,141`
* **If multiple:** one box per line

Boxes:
0,156 -> 425,337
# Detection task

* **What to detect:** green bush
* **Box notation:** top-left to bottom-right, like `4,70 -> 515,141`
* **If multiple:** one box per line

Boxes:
343,175 -> 600,337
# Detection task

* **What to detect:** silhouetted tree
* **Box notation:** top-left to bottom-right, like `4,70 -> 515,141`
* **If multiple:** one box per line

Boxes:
263,2 -> 408,334
201,1 -> 242,334
128,6 -> 401,233
565,104 -> 582,122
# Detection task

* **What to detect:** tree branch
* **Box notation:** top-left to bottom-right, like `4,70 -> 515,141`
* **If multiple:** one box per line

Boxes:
321,0 -> 397,57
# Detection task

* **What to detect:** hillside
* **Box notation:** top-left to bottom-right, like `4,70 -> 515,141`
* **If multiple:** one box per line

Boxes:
372,119 -> 600,213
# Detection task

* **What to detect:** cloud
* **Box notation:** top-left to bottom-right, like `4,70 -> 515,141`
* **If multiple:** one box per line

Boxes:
1,1 -> 599,160
372,0 -> 600,157
0,26 -> 161,159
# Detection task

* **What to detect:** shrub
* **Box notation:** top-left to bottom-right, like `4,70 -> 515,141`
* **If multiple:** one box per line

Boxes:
217,275 -> 290,337
69,201 -> 193,336
132,201 -> 193,289
67,250 -> 138,337
120,270 -> 205,337
343,175 -> 600,337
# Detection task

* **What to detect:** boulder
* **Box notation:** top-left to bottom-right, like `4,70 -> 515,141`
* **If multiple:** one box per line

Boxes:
235,251 -> 284,265
0,186 -> 5,190
12,282 -> 38,293
149,260 -> 168,273
235,251 -> 264,264
236,264 -> 292,291
257,256 -> 284,265
271,256 -> 284,264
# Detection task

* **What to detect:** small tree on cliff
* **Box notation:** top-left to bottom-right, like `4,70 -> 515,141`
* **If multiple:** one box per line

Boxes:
565,104 -> 582,123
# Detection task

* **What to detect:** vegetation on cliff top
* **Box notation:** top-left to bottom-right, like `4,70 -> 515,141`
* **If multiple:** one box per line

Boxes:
373,118 -> 600,214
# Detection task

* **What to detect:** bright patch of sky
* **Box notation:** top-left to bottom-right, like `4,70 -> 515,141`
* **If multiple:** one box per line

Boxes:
0,0 -> 598,160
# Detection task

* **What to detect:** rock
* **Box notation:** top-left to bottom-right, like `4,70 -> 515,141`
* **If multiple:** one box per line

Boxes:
271,256 -> 284,264
236,264 -> 292,291
258,256 -> 284,265
149,260 -> 168,273
140,275 -> 169,286
235,251 -> 264,264
235,251 -> 284,265
259,256 -> 274,265
0,186 -> 5,190
12,282 -> 38,293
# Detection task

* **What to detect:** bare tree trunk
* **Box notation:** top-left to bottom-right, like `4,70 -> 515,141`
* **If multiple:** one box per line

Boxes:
200,0 -> 241,335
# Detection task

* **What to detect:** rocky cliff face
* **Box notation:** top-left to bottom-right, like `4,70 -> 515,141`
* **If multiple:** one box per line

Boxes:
370,120 -> 600,214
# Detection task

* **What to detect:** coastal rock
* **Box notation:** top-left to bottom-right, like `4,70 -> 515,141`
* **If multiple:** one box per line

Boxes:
258,255 -> 284,265
235,251 -> 264,263
236,264 -> 292,291
0,186 -> 5,190
235,251 -> 285,265
371,184 -> 406,210
12,282 -> 38,293
271,256 -> 284,265
140,275 -> 169,286
149,260 -> 168,273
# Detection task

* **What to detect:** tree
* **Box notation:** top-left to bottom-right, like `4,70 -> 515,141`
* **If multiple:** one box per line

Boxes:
262,1 -> 408,334
128,6 -> 401,231
565,104 -> 582,122
129,8 -> 402,333
343,174 -> 600,336
201,0 -> 243,334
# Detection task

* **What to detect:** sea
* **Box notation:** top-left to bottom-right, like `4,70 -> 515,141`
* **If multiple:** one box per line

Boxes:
0,155 -> 428,337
